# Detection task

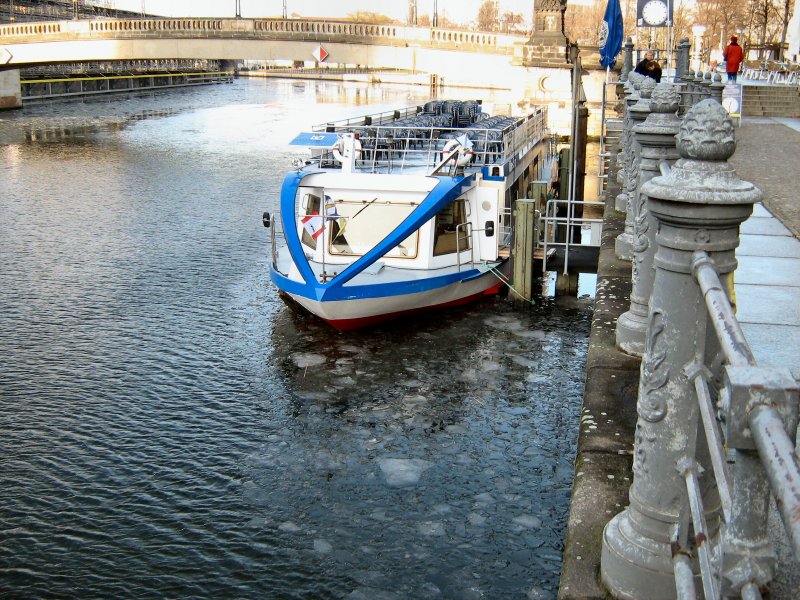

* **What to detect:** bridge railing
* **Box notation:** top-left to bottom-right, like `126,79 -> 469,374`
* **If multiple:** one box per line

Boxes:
0,17 -> 525,55
600,89 -> 800,599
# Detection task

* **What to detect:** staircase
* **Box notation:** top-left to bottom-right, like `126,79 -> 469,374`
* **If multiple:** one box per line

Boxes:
742,85 -> 800,117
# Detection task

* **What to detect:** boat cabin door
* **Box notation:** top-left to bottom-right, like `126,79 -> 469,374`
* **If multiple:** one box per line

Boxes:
474,187 -> 501,261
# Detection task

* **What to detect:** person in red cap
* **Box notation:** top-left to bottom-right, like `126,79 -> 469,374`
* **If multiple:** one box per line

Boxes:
723,36 -> 744,82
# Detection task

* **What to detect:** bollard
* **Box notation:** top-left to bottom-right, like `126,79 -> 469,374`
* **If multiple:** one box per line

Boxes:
616,83 -> 681,357
601,100 -> 761,599
615,76 -> 656,261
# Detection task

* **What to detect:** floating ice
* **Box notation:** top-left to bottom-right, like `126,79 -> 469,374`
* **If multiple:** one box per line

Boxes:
473,492 -> 496,505
313,538 -> 332,554
377,458 -> 432,487
513,514 -> 542,529
291,352 -> 326,368
278,521 -> 301,533
513,329 -> 547,340
468,512 -> 487,527
445,423 -> 468,434
417,521 -> 446,537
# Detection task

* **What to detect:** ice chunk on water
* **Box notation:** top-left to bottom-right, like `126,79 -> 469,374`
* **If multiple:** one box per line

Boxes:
313,538 -> 332,554
417,521 -> 446,537
291,352 -> 326,368
468,512 -> 487,527
278,521 -> 301,533
377,458 -> 432,487
473,492 -> 496,505
513,514 -> 542,529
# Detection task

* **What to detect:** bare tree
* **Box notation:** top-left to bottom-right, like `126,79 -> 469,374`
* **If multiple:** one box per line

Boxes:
477,0 -> 499,32
499,11 -> 525,33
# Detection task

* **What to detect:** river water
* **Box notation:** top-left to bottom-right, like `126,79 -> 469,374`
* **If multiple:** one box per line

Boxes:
0,79 -> 592,599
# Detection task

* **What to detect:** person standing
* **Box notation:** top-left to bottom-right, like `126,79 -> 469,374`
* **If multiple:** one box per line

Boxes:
723,36 -> 744,82
634,51 -> 655,76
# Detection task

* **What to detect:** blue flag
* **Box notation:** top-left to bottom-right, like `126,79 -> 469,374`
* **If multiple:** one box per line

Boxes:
599,0 -> 623,68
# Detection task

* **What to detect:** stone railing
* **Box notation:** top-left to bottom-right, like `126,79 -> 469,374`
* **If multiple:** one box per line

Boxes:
0,17 -> 524,55
601,87 -> 800,599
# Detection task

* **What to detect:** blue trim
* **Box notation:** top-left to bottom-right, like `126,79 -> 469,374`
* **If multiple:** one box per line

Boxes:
482,164 -> 507,181
271,264 -> 490,302
274,170 -> 485,302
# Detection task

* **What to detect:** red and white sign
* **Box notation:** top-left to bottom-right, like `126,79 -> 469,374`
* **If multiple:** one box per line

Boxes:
313,45 -> 329,62
302,212 -> 324,239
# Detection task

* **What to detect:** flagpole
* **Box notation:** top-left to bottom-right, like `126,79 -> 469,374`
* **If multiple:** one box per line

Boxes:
667,0 -> 673,82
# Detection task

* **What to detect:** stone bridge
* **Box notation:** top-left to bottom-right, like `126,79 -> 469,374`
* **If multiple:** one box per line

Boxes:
0,17 -> 609,135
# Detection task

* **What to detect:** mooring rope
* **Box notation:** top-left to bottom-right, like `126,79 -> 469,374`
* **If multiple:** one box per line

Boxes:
486,265 -> 535,305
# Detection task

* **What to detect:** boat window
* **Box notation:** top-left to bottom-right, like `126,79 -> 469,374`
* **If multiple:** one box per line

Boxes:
327,199 -> 418,259
433,198 -> 471,256
300,193 -> 323,250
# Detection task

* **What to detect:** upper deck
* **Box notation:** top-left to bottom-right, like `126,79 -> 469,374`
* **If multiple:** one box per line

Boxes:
306,100 -> 549,176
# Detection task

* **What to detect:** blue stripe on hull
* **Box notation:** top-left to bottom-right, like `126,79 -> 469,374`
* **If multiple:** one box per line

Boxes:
271,265 -> 492,302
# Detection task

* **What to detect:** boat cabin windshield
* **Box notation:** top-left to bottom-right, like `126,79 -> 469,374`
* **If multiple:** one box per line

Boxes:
301,195 -> 419,259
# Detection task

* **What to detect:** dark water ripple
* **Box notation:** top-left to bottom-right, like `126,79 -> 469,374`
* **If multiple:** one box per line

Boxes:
1,80 -> 592,599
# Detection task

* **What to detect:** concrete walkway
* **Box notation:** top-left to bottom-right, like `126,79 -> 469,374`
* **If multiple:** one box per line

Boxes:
558,117 -> 800,599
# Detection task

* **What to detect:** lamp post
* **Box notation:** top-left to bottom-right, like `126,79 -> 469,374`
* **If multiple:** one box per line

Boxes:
692,24 -> 707,71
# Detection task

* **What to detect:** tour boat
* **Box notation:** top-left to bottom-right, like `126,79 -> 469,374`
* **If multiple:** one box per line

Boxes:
263,100 -> 552,331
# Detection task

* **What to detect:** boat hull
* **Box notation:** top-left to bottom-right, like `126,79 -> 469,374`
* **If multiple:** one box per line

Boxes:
279,264 -> 507,331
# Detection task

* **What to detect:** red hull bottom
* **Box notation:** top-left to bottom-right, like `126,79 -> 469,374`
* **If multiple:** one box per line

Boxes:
322,281 -> 504,331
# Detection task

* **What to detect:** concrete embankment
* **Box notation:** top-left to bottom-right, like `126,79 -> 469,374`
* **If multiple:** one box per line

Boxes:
556,186 -> 639,600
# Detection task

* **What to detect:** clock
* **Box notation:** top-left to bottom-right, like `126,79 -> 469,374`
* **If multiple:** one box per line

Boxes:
641,0 -> 669,26
722,97 -> 740,115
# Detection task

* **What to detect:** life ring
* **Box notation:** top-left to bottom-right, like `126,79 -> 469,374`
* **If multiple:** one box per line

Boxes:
442,139 -> 474,167
332,136 -> 363,163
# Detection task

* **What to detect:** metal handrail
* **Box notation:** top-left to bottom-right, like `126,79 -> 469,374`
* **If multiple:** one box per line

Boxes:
668,250 -> 800,599
540,198 -> 604,273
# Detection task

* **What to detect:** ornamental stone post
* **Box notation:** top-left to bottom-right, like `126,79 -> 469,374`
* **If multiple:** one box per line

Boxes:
693,70 -> 705,105
675,38 -> 691,80
601,99 -> 761,599
701,71 -> 713,100
710,73 -> 725,104
616,83 -> 682,357
622,37 -> 634,81
615,76 -> 656,261
680,69 -> 695,114
615,72 -> 644,212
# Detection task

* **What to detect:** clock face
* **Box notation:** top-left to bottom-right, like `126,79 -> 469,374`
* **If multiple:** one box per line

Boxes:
642,0 -> 668,26
722,97 -> 740,114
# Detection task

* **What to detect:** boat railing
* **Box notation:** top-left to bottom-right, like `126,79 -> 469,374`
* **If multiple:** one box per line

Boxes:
313,106 -> 548,174
266,212 -> 289,276
540,198 -> 605,273
455,222 -> 474,270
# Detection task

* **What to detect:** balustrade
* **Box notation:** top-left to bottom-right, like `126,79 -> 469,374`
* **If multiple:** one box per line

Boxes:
601,96 -> 799,599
